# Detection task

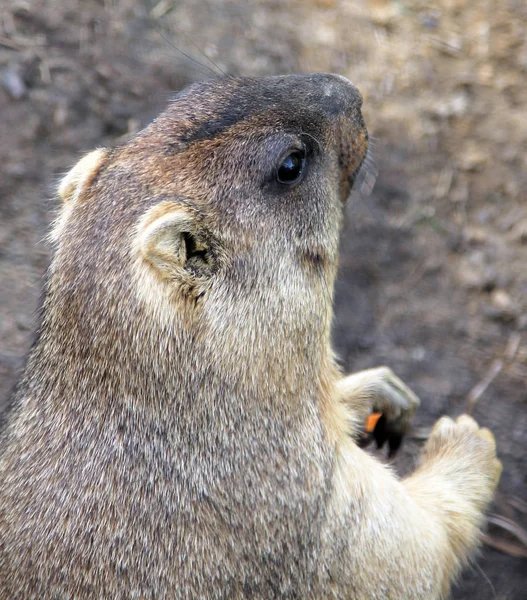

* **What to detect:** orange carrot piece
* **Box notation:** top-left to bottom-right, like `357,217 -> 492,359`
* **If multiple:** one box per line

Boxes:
365,412 -> 382,433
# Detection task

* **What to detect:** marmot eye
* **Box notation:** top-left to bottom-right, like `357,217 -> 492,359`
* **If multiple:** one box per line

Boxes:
277,149 -> 306,185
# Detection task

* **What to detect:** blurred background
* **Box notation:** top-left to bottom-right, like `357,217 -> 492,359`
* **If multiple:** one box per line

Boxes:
1,0 -> 526,597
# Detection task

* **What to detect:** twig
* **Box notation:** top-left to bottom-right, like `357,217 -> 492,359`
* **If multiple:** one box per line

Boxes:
435,163 -> 454,200
466,359 -> 503,415
504,332 -> 521,362
465,332 -> 522,414
150,0 -> 173,20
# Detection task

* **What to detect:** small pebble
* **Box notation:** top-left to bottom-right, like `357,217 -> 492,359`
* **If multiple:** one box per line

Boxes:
490,289 -> 512,310
2,68 -> 27,100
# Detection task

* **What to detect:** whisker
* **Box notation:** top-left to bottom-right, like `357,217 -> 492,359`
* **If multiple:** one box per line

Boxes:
474,563 -> 497,600
154,28 -> 220,80
175,30 -> 229,77
302,131 -> 323,152
354,145 -> 378,197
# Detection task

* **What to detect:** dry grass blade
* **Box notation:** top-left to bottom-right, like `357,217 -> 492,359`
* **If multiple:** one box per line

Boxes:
0,36 -> 20,50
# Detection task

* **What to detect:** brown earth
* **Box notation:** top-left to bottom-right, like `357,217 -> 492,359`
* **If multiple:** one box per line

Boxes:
1,1 -> 526,597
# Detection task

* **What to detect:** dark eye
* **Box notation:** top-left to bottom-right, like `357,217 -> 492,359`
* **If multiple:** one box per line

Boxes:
277,148 -> 306,185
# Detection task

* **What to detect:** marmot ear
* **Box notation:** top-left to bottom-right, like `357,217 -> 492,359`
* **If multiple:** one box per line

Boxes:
138,201 -> 212,281
50,149 -> 109,244
58,149 -> 108,203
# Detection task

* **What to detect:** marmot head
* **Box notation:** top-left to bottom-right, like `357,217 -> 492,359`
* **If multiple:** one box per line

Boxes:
49,74 -> 367,389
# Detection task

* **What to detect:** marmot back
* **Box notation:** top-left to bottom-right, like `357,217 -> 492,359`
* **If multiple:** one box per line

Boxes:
0,74 -> 500,599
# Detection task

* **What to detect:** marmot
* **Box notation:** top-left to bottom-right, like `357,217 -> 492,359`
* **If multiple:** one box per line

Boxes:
0,74 -> 501,599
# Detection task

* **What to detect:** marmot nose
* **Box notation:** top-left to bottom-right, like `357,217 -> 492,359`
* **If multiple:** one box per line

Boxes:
296,73 -> 363,116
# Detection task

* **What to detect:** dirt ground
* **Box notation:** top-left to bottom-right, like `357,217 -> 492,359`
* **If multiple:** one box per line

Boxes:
1,0 -> 526,597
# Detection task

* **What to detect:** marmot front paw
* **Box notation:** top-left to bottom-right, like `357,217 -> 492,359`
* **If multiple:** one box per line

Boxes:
339,366 -> 420,455
423,414 -> 502,507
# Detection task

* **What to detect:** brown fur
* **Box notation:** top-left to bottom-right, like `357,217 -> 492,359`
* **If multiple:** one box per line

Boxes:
0,74 -> 500,599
